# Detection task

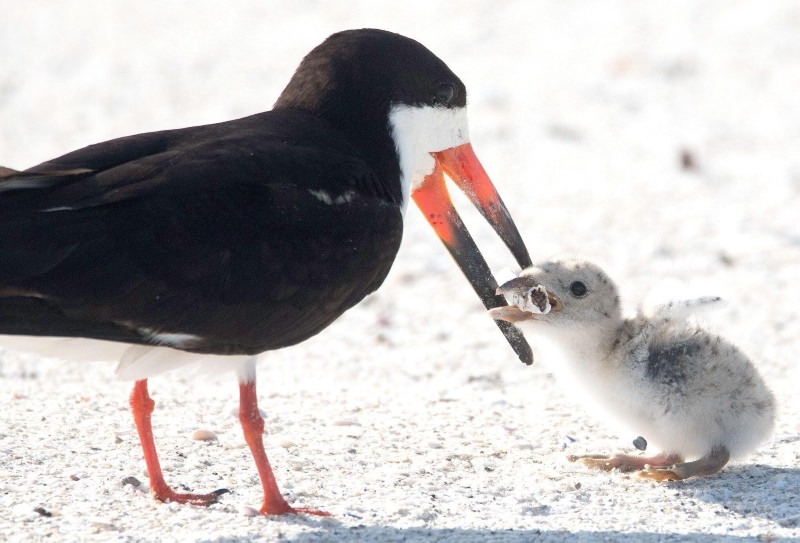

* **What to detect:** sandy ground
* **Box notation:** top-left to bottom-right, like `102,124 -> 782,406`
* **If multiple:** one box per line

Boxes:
1,1 -> 799,541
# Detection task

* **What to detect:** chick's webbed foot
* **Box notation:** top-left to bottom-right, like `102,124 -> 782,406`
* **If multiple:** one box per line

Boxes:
639,446 -> 730,481
568,452 -> 683,473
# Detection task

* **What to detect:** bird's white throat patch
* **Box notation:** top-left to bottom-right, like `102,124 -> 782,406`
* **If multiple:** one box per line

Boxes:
388,104 -> 470,213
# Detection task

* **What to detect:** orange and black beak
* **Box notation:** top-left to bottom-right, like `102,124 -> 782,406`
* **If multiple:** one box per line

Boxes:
411,142 -> 534,365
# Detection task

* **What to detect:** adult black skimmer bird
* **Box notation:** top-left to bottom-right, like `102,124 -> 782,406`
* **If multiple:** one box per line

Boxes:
0,28 -> 532,515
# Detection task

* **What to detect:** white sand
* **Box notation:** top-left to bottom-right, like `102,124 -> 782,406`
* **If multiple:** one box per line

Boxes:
1,2 -> 798,541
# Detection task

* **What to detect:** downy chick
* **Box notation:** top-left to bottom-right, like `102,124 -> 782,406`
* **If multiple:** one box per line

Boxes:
490,257 -> 775,481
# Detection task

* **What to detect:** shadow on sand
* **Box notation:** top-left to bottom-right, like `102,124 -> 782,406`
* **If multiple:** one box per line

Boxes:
677,464 -> 799,528
200,526 -> 794,543
193,464 -> 799,543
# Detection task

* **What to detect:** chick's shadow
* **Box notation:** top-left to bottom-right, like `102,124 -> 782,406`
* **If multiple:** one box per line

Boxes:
675,464 -> 800,527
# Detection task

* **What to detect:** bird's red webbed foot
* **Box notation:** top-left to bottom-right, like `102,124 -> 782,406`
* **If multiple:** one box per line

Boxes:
260,501 -> 331,516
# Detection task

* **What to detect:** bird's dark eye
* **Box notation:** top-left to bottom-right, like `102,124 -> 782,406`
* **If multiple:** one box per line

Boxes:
434,82 -> 455,106
569,281 -> 588,297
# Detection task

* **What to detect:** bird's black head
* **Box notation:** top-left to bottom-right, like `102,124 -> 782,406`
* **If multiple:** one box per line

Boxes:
276,29 -> 533,365
275,29 -> 466,120
275,29 -> 471,211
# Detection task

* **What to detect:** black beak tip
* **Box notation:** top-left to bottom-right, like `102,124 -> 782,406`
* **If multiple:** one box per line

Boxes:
496,320 -> 533,365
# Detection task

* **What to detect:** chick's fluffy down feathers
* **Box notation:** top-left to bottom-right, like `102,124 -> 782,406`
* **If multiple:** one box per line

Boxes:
496,257 -> 775,462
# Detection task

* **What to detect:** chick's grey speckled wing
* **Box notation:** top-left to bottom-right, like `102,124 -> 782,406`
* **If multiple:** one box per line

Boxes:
643,329 -> 708,391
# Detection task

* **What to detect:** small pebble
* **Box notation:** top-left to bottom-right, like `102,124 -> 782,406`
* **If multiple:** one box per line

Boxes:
33,507 -> 52,518
89,517 -> 116,531
191,429 -> 218,441
633,436 -> 647,451
290,459 -> 310,471
679,148 -> 699,171
121,476 -> 141,487
238,505 -> 261,517
333,420 -> 361,427
520,504 -> 550,516
279,439 -> 297,449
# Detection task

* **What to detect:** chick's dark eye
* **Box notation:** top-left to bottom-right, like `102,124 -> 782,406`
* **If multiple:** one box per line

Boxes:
569,281 -> 588,297
434,82 -> 455,106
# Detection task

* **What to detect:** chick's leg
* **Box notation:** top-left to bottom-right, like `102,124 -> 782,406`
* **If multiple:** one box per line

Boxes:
639,446 -> 730,481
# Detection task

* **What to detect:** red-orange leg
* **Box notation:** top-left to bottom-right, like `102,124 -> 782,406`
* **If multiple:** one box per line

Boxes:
238,377 -> 330,516
130,379 -> 225,506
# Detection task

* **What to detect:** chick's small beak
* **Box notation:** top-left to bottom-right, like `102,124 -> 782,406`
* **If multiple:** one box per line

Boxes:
488,306 -> 534,323
412,142 -> 533,365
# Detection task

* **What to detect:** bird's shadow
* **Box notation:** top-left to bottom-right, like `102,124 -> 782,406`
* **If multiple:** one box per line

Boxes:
191,464 -> 799,543
189,466 -> 800,543
198,525 -> 795,543
287,526 -> 795,543
674,463 -> 799,527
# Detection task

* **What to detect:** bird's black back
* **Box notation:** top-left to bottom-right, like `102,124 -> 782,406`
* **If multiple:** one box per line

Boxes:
0,110 -> 403,354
